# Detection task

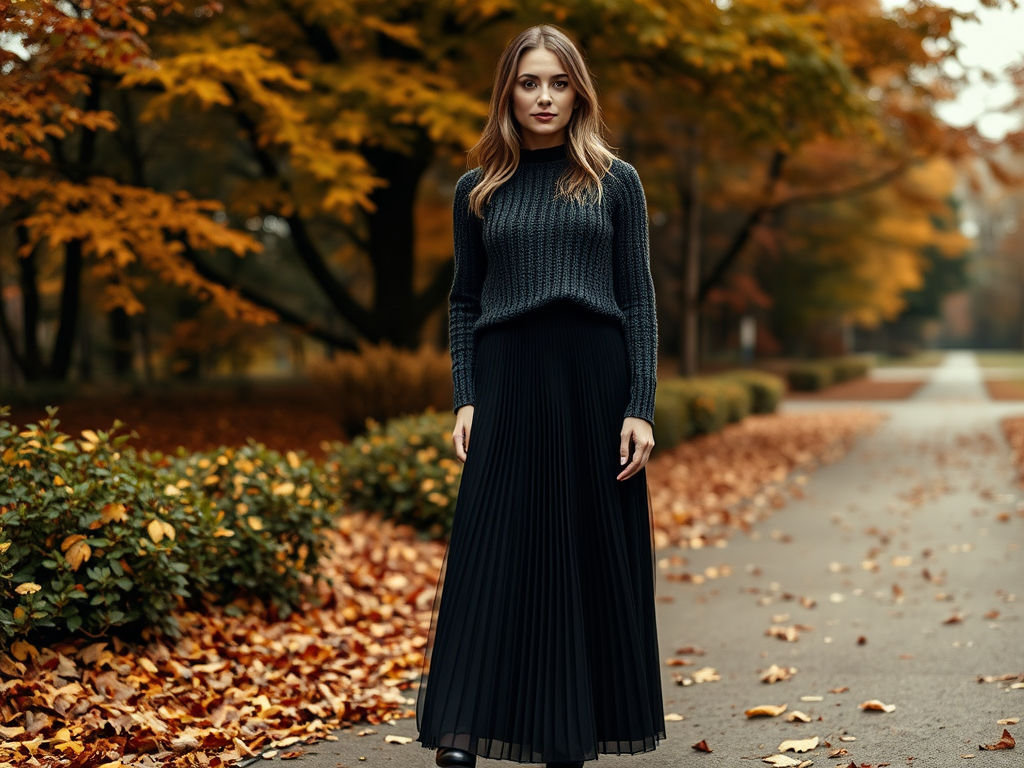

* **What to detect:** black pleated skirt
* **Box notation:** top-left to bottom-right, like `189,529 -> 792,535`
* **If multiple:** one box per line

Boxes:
415,299 -> 665,764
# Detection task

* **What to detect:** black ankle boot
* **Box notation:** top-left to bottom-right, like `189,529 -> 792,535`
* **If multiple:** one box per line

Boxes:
436,747 -> 476,768
546,762 -> 584,768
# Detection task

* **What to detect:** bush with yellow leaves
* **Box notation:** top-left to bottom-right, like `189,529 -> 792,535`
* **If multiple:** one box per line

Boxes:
0,406 -> 339,647
325,409 -> 460,538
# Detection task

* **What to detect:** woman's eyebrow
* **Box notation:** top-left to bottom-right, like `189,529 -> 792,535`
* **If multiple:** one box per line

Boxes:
518,72 -> 569,79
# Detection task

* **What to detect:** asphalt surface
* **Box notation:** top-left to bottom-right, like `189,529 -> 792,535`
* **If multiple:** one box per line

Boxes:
267,352 -> 1023,768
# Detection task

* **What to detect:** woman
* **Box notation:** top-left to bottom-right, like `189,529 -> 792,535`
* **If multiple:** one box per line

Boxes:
415,23 -> 665,768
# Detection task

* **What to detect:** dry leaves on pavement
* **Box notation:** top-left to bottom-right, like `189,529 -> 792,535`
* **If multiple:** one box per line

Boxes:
979,729 -> 1015,751
647,411 -> 884,549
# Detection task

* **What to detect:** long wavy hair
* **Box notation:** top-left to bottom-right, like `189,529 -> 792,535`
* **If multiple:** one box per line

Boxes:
466,24 -> 616,217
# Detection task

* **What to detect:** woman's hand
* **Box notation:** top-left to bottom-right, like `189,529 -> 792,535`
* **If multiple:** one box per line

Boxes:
617,416 -> 654,481
453,405 -> 474,463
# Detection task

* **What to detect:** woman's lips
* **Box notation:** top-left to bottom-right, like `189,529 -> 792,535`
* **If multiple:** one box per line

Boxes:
533,114 -> 555,122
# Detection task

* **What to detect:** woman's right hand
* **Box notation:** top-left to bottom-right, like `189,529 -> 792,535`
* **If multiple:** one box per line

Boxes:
453,405 -> 474,462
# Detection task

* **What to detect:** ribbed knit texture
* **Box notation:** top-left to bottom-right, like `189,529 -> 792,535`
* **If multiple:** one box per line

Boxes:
449,143 -> 659,426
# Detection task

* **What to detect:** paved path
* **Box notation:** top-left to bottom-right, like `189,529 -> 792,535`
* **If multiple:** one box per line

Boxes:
270,352 -> 1023,768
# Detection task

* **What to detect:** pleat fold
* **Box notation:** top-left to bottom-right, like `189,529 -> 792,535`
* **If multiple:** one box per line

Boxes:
415,299 -> 665,763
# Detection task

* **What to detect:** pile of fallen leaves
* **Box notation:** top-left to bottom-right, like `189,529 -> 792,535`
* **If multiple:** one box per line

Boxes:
1001,415 -> 1024,480
0,410 -> 882,767
647,409 -> 885,549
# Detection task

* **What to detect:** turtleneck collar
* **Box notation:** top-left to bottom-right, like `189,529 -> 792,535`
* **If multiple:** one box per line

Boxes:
519,143 -> 568,164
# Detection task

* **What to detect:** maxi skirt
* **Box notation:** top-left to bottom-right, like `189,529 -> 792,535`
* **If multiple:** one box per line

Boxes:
415,299 -> 666,764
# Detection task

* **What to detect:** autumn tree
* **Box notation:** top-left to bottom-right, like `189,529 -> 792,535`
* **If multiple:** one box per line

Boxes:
0,0 -> 274,384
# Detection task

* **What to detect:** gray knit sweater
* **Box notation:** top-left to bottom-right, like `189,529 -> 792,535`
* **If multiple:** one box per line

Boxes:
449,142 -> 658,426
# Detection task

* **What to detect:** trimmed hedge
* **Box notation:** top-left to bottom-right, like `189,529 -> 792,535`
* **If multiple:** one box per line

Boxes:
826,355 -> 873,383
786,362 -> 835,391
786,355 -> 873,391
717,370 -> 785,414
0,406 -> 339,646
652,370 -> 782,451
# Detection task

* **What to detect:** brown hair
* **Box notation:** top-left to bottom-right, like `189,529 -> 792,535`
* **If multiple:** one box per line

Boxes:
466,24 -> 616,216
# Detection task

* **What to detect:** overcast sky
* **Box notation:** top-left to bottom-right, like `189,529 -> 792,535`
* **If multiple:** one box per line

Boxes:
883,0 -> 1024,139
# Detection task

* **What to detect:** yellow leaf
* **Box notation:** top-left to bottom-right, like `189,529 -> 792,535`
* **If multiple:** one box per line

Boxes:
54,475 -> 66,486
100,503 -> 128,524
161,521 -> 176,541
81,430 -> 100,444
745,703 -> 788,718
65,540 -> 91,571
138,657 -> 159,674
147,519 -> 165,543
778,735 -> 819,753
15,582 -> 41,595
61,534 -> 87,552
11,639 -> 39,661
271,481 -> 295,496
247,516 -> 264,531
286,451 -> 301,469
0,541 -> 10,555
163,484 -> 181,496
213,527 -> 235,537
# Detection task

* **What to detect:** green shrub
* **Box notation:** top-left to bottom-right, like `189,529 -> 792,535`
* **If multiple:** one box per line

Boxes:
325,410 -> 461,538
306,340 -> 454,438
0,406 -> 341,646
652,394 -> 692,452
654,376 -> 753,448
786,363 -> 835,391
717,370 -> 785,413
157,440 -> 339,618
827,355 -> 872,382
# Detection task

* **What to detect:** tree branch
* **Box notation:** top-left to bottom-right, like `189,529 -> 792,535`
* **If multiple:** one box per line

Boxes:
223,83 -> 375,336
176,244 -> 359,351
699,150 -> 787,302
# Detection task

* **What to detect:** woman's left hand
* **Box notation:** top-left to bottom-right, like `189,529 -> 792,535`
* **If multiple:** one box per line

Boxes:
617,416 -> 654,481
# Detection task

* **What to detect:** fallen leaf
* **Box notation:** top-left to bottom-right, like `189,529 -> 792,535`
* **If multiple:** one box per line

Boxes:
666,658 -> 694,666
943,613 -> 965,624
746,704 -> 788,718
761,664 -> 798,683
357,729 -> 378,736
859,699 -> 896,713
384,735 -> 413,744
984,610 -> 1001,620
786,711 -> 811,723
829,748 -> 849,757
692,666 -> 720,683
665,713 -> 684,721
979,729 -> 1015,751
778,735 -> 819,753
763,756 -> 802,767
692,739 -> 712,752
800,696 -> 824,702
675,645 -> 706,655
766,625 -> 801,642
830,686 -> 849,694
281,751 -> 304,759
997,718 -> 1019,725
838,735 -> 857,742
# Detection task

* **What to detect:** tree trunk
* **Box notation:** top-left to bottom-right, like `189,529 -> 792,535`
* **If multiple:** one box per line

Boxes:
49,238 -> 83,380
678,125 -> 702,376
109,306 -> 134,378
363,138 -> 435,349
16,226 -> 46,381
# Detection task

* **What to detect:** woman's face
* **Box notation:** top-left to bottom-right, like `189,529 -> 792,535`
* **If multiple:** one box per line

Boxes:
512,46 -> 578,150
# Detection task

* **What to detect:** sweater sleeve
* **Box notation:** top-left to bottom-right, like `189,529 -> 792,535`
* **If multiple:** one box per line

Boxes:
449,169 -> 486,414
610,161 -> 658,427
